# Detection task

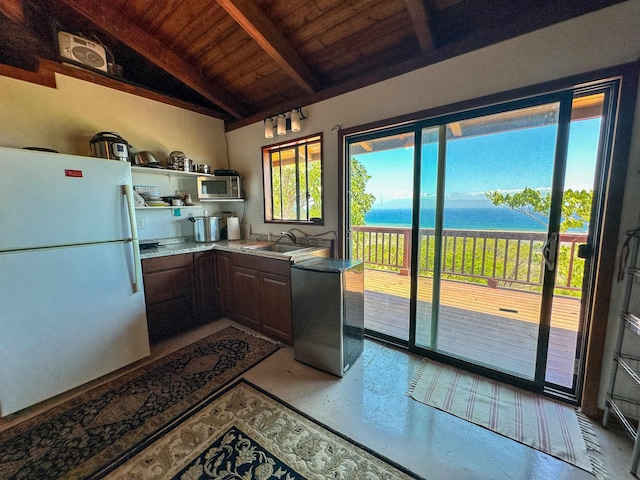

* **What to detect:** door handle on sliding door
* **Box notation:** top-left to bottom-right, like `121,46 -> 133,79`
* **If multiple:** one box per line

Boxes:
542,232 -> 558,271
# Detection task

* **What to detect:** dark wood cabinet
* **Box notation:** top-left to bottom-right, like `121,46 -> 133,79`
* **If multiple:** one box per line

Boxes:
215,252 -> 233,315
231,266 -> 261,331
141,249 -> 294,345
260,272 -> 292,343
142,254 -> 196,342
229,253 -> 293,344
194,251 -> 219,323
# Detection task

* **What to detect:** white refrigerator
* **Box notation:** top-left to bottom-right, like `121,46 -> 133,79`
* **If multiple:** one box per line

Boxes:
0,147 -> 150,416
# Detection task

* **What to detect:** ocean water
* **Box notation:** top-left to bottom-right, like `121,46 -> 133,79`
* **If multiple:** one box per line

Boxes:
364,207 -> 566,232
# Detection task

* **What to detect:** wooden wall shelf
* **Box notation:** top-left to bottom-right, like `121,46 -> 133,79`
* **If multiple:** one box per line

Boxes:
0,57 -> 227,120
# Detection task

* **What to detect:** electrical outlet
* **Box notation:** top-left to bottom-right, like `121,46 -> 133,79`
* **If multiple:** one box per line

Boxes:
136,217 -> 145,229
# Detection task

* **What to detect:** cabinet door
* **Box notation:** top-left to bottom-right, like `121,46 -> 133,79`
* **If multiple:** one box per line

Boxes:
232,266 -> 261,331
215,252 -> 233,315
194,251 -> 219,323
145,298 -> 194,341
142,254 -> 195,342
261,272 -> 293,345
142,261 -> 193,304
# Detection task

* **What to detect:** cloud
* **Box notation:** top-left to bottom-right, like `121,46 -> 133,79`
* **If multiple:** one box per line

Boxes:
393,189 -> 413,199
467,187 -> 552,195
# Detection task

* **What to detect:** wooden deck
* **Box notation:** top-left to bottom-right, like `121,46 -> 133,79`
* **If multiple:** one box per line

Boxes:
363,269 -> 580,387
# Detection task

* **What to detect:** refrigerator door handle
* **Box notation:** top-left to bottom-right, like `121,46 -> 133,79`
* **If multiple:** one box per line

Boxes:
122,184 -> 142,293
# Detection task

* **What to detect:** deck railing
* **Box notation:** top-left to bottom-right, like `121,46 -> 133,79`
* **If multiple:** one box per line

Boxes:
351,226 -> 587,292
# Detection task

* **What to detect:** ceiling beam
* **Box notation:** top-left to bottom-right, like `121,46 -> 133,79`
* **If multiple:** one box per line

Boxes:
0,0 -> 25,21
53,0 -> 250,119
404,0 -> 434,53
216,0 -> 319,94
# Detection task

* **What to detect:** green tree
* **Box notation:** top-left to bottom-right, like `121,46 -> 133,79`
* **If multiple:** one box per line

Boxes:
271,157 -> 322,221
485,187 -> 592,297
350,157 -> 376,225
485,187 -> 592,232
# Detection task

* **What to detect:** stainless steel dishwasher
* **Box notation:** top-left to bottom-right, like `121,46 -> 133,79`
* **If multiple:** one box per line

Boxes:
291,258 -> 364,376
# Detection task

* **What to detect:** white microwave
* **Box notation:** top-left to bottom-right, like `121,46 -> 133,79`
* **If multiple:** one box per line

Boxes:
197,175 -> 242,200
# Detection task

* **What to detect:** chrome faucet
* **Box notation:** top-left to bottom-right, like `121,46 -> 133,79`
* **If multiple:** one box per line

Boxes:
278,231 -> 296,244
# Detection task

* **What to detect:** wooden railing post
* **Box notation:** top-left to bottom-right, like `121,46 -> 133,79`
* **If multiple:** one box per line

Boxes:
351,225 -> 583,293
400,228 -> 411,275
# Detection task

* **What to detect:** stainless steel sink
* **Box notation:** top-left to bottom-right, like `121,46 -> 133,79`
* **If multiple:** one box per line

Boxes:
251,244 -> 306,253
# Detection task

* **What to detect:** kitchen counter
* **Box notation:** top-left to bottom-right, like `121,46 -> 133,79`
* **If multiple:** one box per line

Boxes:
139,238 -> 331,263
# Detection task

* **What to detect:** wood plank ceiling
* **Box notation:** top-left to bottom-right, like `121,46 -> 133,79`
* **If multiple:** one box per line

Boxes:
0,0 -> 627,129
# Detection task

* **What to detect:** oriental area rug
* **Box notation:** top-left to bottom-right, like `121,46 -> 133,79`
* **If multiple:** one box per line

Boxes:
0,326 -> 279,479
96,379 -> 423,479
407,358 -> 607,479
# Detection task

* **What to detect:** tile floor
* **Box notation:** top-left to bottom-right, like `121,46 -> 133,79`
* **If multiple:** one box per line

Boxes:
1,318 -> 636,480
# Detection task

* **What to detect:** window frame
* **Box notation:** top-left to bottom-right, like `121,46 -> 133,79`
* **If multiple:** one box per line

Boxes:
262,133 -> 324,225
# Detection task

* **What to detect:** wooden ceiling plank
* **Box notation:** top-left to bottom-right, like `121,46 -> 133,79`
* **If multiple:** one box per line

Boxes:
120,0 -> 155,22
53,0 -> 249,119
215,0 -> 319,94
323,39 -> 418,84
432,0 -> 465,11
165,1 -> 224,51
141,0 -> 184,34
203,41 -> 266,79
159,2 -> 212,40
309,12 -> 415,69
294,0 -> 407,56
222,58 -> 282,92
0,0 -> 25,21
288,0 -> 392,48
185,14 -> 239,63
404,0 -> 434,52
237,68 -> 301,105
194,23 -> 253,66
265,0 -> 346,37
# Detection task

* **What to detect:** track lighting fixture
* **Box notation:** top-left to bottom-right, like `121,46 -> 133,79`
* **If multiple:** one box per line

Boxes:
263,108 -> 306,138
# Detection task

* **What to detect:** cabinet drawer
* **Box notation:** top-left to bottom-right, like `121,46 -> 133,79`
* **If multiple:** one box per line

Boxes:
142,254 -> 192,273
231,253 -> 291,276
143,267 -> 194,304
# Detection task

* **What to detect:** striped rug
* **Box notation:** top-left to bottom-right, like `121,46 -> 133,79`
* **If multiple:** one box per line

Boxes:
407,358 -> 606,479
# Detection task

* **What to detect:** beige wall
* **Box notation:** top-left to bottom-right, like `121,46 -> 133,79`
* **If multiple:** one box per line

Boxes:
0,74 -> 227,165
226,0 -> 640,408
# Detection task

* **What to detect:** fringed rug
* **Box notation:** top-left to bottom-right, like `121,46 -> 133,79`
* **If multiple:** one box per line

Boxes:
407,358 -> 607,479
97,379 -> 424,479
0,326 -> 279,479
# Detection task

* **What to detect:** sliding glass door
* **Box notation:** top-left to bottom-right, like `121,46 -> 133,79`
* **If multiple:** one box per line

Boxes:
344,81 -> 617,397
414,99 -> 569,386
347,128 -> 415,341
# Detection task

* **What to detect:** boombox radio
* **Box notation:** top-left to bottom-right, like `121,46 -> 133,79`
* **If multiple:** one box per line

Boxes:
57,31 -> 108,73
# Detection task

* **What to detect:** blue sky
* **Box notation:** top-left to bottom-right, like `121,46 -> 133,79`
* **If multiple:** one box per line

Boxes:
355,118 -> 601,209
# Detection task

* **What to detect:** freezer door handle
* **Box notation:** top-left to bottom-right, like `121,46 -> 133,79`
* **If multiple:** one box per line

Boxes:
123,184 -> 142,293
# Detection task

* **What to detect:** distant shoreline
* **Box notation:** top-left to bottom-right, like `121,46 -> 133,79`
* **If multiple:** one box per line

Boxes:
363,207 -> 587,233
